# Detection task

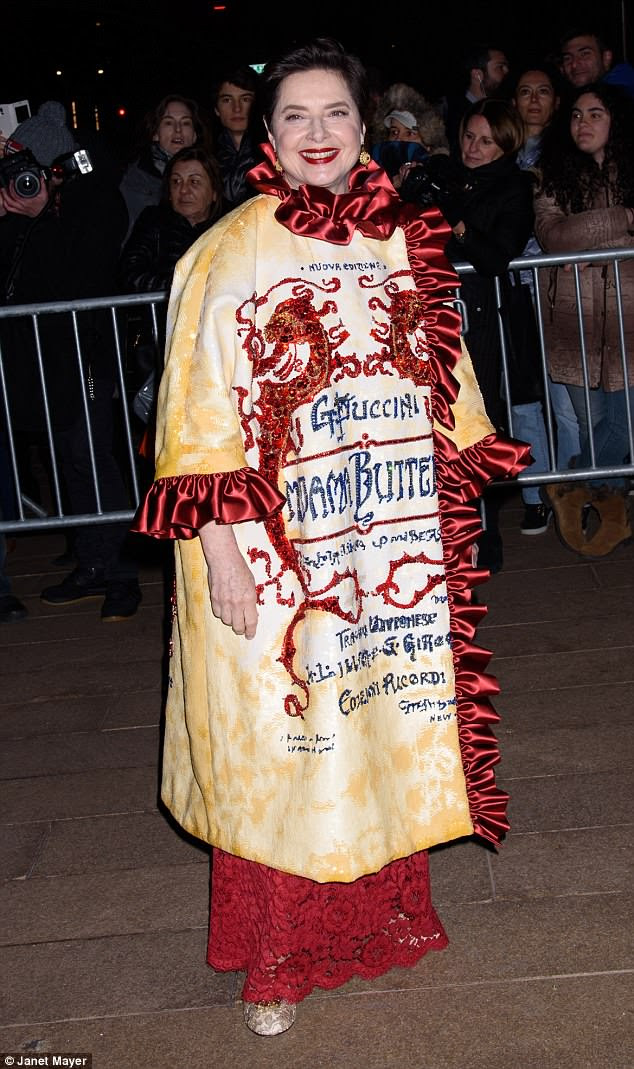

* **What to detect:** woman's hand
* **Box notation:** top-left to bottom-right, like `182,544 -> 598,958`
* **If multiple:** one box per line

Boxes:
199,521 -> 258,639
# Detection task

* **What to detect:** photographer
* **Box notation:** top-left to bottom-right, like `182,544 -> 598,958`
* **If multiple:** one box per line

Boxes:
369,83 -> 449,189
401,99 -> 534,572
0,101 -> 141,620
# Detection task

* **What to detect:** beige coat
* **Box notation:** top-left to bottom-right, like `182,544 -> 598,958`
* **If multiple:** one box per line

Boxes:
534,187 -> 634,391
148,195 -> 498,882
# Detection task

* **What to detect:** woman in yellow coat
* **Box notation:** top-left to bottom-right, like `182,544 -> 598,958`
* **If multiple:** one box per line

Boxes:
134,38 -> 527,1036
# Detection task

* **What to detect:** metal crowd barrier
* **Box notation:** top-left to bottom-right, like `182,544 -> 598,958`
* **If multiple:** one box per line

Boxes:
456,246 -> 634,488
0,292 -> 165,533
0,246 -> 632,534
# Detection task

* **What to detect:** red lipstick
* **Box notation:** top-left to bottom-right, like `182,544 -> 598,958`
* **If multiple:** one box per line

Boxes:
299,148 -> 340,165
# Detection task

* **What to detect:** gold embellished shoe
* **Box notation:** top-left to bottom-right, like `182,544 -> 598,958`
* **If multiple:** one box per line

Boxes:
243,999 -> 296,1036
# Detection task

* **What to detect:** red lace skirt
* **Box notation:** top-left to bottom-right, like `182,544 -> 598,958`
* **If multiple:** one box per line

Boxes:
207,847 -> 448,1004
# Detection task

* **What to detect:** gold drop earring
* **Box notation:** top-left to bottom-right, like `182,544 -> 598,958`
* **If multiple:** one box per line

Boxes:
359,144 -> 371,165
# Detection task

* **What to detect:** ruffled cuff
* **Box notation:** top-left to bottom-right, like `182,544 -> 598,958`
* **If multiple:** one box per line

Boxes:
434,429 -> 530,846
438,430 -> 530,502
132,467 -> 285,540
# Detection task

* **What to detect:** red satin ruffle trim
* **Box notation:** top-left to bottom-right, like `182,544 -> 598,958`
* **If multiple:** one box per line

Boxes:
399,201 -> 530,846
131,467 -> 285,539
433,429 -> 530,845
247,143 -> 403,246
400,204 -> 464,431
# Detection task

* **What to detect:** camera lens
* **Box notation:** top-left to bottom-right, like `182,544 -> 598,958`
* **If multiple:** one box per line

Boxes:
14,170 -> 41,198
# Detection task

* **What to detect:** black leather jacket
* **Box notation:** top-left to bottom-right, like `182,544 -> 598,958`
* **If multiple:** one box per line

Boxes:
119,204 -> 215,294
215,129 -> 260,210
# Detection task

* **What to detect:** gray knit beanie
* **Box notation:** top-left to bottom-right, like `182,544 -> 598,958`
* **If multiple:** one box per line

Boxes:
12,101 -> 77,165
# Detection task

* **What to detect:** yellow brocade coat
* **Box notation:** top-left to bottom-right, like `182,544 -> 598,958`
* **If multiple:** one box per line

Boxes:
136,187 -> 523,883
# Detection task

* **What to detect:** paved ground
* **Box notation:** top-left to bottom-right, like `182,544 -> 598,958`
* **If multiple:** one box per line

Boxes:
1,493 -> 633,1069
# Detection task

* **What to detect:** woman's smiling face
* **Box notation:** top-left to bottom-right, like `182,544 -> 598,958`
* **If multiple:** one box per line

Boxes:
268,69 -> 365,195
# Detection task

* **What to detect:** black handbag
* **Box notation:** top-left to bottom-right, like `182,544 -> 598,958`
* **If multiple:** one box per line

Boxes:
499,272 -> 544,405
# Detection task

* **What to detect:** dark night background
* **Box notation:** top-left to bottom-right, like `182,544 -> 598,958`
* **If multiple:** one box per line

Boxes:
3,0 -> 630,160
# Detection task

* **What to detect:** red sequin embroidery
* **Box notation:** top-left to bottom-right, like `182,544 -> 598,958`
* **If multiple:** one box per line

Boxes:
235,272 -> 437,718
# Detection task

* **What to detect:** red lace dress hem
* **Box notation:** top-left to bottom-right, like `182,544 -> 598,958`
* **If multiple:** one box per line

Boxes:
208,847 -> 448,1004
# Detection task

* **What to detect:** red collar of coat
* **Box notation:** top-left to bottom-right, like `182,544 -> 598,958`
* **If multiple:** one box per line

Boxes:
247,142 -> 403,246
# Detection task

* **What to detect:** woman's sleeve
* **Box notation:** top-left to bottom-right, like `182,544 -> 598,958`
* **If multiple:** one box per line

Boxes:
132,213 -> 285,539
447,174 -> 534,277
119,209 -> 169,293
535,188 -> 632,252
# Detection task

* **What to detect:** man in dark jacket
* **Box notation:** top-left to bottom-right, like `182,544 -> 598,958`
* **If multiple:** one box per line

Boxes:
0,102 -> 141,620
212,65 -> 264,210
444,43 -> 511,145
558,26 -> 634,99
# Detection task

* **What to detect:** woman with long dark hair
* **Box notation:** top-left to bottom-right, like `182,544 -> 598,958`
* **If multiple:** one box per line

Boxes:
120,95 -> 213,237
536,82 -> 634,556
511,65 -> 582,536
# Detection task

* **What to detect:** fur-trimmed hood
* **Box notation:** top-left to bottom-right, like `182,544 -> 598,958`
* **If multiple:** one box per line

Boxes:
370,83 -> 448,154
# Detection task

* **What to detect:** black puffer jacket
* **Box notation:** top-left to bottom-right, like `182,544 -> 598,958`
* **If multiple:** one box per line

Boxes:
442,154 -> 534,276
119,204 -> 215,294
448,157 -> 534,426
119,204 -> 217,394
404,153 -> 534,425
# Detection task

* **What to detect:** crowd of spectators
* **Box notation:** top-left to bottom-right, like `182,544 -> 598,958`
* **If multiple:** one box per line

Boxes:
0,23 -> 633,621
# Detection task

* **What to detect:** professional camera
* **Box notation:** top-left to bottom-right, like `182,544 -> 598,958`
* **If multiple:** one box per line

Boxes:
399,153 -> 464,209
50,148 -> 93,183
0,147 -> 46,199
398,153 -> 468,230
0,140 -> 93,199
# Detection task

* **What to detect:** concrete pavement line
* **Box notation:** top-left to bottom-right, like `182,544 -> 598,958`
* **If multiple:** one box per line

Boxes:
3,970 -> 634,1028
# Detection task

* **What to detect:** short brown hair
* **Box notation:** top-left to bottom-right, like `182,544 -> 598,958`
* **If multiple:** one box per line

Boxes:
262,38 -> 368,126
164,147 -> 224,223
459,99 -> 524,156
